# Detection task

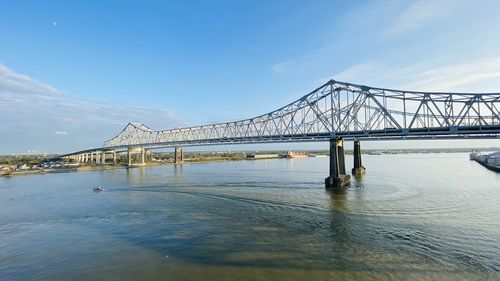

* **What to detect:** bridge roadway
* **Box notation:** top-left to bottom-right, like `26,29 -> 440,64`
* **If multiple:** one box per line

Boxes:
62,80 -> 500,188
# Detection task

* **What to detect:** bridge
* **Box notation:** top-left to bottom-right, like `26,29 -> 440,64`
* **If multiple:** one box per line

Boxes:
62,80 -> 500,188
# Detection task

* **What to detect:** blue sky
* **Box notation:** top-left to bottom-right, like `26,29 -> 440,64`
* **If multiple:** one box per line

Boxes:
1,0 -> 500,153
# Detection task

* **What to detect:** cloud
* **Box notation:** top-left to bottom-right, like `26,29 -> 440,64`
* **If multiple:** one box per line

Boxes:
0,64 -> 61,95
384,0 -> 463,36
332,63 -> 374,83
270,61 -> 290,74
0,63 -> 186,153
330,57 -> 500,92
400,58 -> 500,92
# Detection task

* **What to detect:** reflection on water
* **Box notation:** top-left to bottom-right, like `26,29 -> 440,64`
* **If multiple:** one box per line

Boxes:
1,153 -> 500,281
327,188 -> 348,211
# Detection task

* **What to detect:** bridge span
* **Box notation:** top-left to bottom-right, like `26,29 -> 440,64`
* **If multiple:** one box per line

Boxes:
62,80 -> 500,188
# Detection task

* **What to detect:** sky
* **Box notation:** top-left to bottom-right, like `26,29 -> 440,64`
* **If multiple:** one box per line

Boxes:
1,0 -> 500,154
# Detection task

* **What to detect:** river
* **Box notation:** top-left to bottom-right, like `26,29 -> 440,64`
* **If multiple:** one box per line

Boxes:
1,153 -> 499,280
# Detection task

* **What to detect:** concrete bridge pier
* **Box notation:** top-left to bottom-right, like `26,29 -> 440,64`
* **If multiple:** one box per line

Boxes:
325,137 -> 351,189
141,149 -> 152,163
126,147 -> 146,166
101,151 -> 106,165
174,147 -> 184,164
140,147 -> 145,165
146,149 -> 153,162
352,140 -> 366,175
127,147 -> 132,166
113,150 -> 117,165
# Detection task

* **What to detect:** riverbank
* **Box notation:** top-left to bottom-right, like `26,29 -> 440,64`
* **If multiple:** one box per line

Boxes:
4,162 -> 171,177
0,156 -> 289,177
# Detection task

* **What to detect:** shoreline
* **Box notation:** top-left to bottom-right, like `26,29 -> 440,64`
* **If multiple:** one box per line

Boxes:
0,157 -> 286,178
2,151 -> 491,178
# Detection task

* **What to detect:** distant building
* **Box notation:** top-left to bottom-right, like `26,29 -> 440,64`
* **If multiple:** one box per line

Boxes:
17,164 -> 30,170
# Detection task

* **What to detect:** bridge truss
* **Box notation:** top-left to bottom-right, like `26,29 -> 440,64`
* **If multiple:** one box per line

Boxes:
103,80 -> 500,149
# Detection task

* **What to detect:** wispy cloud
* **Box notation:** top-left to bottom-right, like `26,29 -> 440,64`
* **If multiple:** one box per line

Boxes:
401,58 -> 500,92
384,0 -> 463,36
0,63 -> 185,153
331,58 -> 500,92
332,63 -> 375,83
270,61 -> 290,74
0,64 -> 61,95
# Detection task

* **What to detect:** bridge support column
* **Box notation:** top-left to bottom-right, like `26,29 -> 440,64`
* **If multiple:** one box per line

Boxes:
96,151 -> 101,164
113,151 -> 117,165
352,140 -> 366,175
140,147 -> 145,165
101,151 -> 106,165
325,138 -> 351,189
127,147 -> 132,166
174,147 -> 183,164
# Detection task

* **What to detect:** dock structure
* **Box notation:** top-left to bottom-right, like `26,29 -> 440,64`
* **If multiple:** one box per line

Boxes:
470,151 -> 500,172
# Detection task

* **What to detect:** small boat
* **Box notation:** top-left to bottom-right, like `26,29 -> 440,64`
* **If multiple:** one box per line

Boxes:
93,186 -> 104,192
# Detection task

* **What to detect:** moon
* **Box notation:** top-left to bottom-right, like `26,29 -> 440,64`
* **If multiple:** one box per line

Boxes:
53,22 -> 57,27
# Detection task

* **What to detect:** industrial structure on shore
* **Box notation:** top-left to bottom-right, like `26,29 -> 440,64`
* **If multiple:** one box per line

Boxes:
62,80 -> 500,188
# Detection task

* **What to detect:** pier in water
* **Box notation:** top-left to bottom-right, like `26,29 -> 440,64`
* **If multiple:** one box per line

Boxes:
1,153 -> 499,280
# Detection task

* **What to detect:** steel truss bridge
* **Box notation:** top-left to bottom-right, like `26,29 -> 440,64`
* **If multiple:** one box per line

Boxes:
63,79 -> 500,188
102,80 -> 500,149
